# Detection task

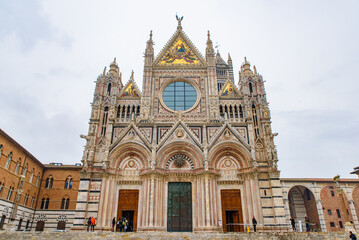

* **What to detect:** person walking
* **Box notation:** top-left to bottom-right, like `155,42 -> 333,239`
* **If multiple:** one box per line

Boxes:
304,216 -> 310,232
350,231 -> 357,240
90,217 -> 96,231
290,217 -> 296,231
252,217 -> 257,232
112,217 -> 116,231
123,218 -> 128,232
87,217 -> 92,232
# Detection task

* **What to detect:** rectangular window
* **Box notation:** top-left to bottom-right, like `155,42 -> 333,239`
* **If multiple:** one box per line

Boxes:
330,222 -> 335,227
336,209 -> 341,218
328,209 -> 332,215
339,221 -> 343,228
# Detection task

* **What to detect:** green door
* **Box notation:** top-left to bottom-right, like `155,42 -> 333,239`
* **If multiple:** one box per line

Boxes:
167,182 -> 192,232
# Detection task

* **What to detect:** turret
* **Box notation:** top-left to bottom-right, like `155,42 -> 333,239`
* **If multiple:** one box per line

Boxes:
109,58 -> 119,77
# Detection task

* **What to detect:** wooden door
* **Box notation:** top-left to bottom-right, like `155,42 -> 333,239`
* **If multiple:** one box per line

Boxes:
117,190 -> 139,232
0,215 -> 5,230
167,182 -> 192,232
35,221 -> 45,231
57,221 -> 66,230
221,189 -> 243,232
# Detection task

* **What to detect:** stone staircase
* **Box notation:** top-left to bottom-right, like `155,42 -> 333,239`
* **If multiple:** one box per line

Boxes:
0,231 -> 349,240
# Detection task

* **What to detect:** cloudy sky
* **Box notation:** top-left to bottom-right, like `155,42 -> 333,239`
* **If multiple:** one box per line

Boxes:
0,0 -> 358,178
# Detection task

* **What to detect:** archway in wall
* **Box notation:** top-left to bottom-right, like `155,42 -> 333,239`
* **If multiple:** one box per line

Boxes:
288,186 -> 320,231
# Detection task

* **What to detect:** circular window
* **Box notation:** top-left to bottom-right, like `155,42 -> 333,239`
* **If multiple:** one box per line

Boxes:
162,81 -> 197,111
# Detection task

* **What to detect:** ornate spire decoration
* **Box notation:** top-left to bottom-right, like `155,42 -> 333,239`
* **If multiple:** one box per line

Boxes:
130,70 -> 134,80
109,57 -> 119,77
176,14 -> 184,29
146,30 -> 153,48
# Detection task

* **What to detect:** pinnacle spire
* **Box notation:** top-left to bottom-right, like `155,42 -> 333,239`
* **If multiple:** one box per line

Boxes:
130,70 -> 134,80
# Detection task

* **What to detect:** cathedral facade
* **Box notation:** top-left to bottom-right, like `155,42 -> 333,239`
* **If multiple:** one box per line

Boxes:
72,18 -> 285,232
1,18 -> 359,233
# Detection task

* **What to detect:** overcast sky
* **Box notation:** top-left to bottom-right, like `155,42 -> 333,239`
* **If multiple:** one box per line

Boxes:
0,0 -> 358,178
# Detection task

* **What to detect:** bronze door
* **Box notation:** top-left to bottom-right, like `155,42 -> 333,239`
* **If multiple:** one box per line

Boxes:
167,182 -> 192,232
221,189 -> 243,232
117,190 -> 139,232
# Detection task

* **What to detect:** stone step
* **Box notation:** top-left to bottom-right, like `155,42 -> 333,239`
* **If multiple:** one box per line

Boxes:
0,231 -> 348,240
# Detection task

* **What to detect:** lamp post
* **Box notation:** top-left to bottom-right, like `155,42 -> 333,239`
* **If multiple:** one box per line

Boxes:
333,175 -> 355,233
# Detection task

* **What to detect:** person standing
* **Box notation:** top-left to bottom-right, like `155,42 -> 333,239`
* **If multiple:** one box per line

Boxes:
112,217 -> 116,231
290,217 -> 296,231
90,217 -> 96,231
304,216 -> 310,232
350,231 -> 357,240
87,217 -> 92,232
252,217 -> 257,232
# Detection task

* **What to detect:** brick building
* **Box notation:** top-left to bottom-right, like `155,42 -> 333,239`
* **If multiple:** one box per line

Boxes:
0,128 -> 81,231
0,17 -> 358,233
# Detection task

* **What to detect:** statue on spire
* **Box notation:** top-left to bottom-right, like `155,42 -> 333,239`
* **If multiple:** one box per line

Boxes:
176,14 -> 184,28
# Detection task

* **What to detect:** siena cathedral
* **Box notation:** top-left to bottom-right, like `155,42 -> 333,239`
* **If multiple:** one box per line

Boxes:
73,17 -> 286,232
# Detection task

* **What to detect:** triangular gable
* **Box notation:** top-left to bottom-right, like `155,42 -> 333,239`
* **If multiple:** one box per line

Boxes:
208,122 -> 251,151
157,120 -> 202,152
118,73 -> 141,99
110,122 -> 151,152
219,80 -> 241,98
153,29 -> 207,67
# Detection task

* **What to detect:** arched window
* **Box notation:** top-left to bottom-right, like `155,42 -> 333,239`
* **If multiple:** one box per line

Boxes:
107,83 -> 111,95
101,107 -> 109,136
29,169 -> 35,183
22,163 -> 28,177
35,173 -> 40,187
41,197 -> 50,209
24,193 -> 29,206
252,104 -> 260,138
249,82 -> 253,93
45,198 -> 50,209
45,176 -> 53,189
5,152 -> 12,169
61,197 -> 70,210
7,186 -> 14,201
0,144 -> 3,159
40,198 -> 45,209
64,176 -> 73,189
30,195 -> 35,208
14,158 -> 21,174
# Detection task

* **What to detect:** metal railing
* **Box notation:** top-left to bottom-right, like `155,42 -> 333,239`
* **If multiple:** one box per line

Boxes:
224,223 -> 321,232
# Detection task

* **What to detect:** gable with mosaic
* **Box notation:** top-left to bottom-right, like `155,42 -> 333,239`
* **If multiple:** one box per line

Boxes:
160,38 -> 200,65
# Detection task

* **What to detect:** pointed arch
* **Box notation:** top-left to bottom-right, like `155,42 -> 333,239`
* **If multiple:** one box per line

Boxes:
109,142 -> 151,170
209,141 -> 252,169
157,140 -> 203,169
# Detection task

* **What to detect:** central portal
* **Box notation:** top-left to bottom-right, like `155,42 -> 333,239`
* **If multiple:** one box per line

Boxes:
167,182 -> 192,232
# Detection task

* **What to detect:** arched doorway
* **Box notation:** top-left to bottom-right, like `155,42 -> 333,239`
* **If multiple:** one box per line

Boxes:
288,186 -> 321,231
